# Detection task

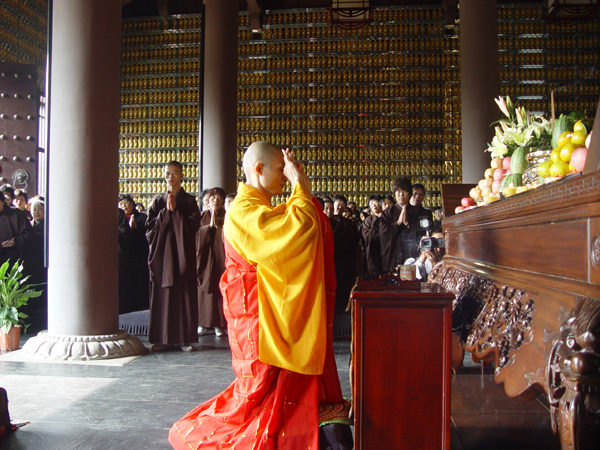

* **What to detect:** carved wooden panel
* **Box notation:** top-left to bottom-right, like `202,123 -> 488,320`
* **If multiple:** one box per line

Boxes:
429,263 -> 535,374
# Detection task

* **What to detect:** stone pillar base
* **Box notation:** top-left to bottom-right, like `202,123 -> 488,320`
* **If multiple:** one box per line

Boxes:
20,330 -> 148,361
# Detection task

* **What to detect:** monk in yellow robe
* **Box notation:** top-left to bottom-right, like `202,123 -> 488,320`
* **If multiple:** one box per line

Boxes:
169,141 -> 352,449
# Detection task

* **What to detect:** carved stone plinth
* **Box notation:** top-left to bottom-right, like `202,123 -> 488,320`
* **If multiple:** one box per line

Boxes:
20,330 -> 148,361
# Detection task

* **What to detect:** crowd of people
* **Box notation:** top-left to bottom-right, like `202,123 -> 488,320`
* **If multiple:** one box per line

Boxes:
317,177 -> 444,315
117,160 -> 445,349
0,184 -> 47,333
118,162 -> 237,352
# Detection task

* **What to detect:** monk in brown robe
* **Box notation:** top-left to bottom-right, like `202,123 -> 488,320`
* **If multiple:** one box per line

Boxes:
118,194 -> 149,314
361,194 -> 384,277
196,187 -> 227,337
146,161 -> 200,352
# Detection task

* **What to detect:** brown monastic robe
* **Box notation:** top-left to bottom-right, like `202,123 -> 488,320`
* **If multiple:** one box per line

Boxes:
196,208 -> 226,328
361,213 -> 382,277
146,189 -> 200,345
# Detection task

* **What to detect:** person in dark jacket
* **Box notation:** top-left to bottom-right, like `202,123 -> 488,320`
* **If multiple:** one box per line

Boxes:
379,177 -> 431,273
118,194 -> 150,314
330,195 -> 360,315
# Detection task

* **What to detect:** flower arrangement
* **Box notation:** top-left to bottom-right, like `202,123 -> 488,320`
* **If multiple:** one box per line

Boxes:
486,96 -> 553,158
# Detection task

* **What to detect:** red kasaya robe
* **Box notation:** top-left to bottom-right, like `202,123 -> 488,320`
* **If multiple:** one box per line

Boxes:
169,184 -> 345,450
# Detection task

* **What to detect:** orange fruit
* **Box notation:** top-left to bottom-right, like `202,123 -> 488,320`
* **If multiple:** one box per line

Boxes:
537,159 -> 553,178
571,131 -> 587,147
550,147 -> 562,163
560,143 -> 578,162
550,161 -> 569,177
557,131 -> 573,148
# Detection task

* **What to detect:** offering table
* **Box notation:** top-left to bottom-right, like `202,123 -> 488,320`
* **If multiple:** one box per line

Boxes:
430,171 -> 600,450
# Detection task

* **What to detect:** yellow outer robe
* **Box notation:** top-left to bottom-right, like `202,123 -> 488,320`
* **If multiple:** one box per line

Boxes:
223,182 -> 327,375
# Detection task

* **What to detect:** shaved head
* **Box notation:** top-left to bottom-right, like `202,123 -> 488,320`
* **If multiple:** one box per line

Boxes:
242,141 -> 287,200
243,141 -> 280,177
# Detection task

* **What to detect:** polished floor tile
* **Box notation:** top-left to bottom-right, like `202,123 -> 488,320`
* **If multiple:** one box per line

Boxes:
0,334 -> 561,449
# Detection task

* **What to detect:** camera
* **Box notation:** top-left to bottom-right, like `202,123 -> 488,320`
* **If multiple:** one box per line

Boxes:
421,237 -> 445,250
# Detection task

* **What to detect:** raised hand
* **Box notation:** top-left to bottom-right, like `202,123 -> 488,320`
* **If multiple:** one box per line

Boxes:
282,148 -> 310,192
396,205 -> 408,226
167,193 -> 176,212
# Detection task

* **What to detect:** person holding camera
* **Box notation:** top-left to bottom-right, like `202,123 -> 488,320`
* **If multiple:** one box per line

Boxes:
404,230 -> 445,281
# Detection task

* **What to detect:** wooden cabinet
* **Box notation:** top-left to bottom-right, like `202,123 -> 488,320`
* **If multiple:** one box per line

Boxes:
352,280 -> 454,450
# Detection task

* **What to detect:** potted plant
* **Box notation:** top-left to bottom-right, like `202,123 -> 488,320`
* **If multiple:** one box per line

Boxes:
0,259 -> 44,351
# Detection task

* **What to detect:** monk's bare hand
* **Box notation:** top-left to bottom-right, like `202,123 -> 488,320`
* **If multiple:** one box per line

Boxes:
167,193 -> 176,211
282,148 -> 310,192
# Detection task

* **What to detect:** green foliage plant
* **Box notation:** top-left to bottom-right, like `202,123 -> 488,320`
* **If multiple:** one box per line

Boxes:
0,259 -> 44,334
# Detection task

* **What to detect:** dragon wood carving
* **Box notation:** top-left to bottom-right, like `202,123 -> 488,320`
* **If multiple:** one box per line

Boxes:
547,297 -> 600,450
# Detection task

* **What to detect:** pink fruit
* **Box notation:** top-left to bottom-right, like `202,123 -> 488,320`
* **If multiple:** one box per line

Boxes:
502,156 -> 511,170
461,197 -> 474,207
493,168 -> 506,180
455,206 -> 465,214
492,179 -> 501,193
505,169 -> 512,175
571,147 -> 588,172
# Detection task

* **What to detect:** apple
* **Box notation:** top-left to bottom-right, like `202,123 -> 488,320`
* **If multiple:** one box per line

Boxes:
571,147 -> 588,172
480,186 -> 492,197
484,168 -> 494,179
461,197 -> 474,208
492,179 -> 501,193
493,168 -> 506,180
469,186 -> 482,200
502,156 -> 511,170
491,158 -> 503,169
455,206 -> 465,214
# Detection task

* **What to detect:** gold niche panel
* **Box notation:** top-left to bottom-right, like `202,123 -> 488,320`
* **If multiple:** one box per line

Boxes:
237,6 -> 461,208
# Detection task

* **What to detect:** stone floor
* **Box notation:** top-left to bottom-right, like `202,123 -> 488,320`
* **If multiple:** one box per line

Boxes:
0,332 -> 559,450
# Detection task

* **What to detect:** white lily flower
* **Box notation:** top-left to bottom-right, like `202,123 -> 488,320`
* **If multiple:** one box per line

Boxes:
495,96 -> 510,118
486,96 -> 554,157
515,107 -> 527,127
